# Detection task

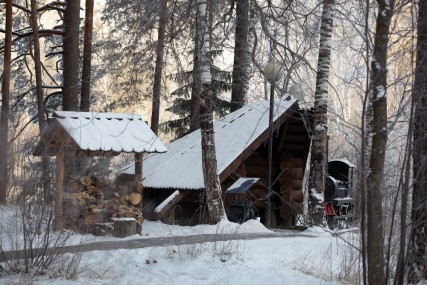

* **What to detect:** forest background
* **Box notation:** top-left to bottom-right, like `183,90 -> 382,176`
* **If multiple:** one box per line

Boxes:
0,0 -> 426,284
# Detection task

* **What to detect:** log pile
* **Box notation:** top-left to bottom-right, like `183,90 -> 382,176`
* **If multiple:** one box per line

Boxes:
278,151 -> 304,220
63,175 -> 144,233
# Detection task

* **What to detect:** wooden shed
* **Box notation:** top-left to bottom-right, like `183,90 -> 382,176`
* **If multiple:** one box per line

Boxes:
118,96 -> 313,228
34,111 -> 167,233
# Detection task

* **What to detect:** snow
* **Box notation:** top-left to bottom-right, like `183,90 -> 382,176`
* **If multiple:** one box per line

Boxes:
315,124 -> 327,131
52,111 -> 167,153
118,97 -> 297,190
226,177 -> 259,193
0,206 -> 359,284
154,190 -> 180,213
373,59 -> 381,70
110,217 -> 136,221
375,85 -> 386,99
311,188 -> 324,202
381,0 -> 391,17
329,159 -> 355,168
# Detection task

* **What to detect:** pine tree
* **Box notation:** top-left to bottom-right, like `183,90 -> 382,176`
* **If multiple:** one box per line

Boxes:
150,0 -> 169,135
63,0 -> 80,111
408,0 -> 427,281
0,0 -> 12,204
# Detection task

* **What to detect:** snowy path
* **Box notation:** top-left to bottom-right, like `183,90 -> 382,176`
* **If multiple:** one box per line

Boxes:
0,231 -> 315,262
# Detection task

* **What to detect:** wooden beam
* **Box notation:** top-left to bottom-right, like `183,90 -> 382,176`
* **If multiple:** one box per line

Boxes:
152,190 -> 188,221
54,151 -> 65,231
135,152 -> 143,181
276,119 -> 289,154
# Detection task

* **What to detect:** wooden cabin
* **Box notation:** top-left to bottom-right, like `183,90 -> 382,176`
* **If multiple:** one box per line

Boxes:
118,96 -> 313,228
34,111 -> 167,234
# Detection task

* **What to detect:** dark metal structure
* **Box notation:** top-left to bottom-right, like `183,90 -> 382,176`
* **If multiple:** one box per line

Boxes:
323,159 -> 356,229
226,178 -> 259,223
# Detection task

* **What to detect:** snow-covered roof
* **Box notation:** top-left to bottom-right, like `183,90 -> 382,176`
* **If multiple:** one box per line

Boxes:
118,96 -> 299,190
226,178 -> 260,194
329,159 -> 355,168
36,111 -> 167,155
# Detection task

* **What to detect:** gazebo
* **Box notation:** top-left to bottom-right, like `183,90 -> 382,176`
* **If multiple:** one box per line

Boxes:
34,111 -> 166,232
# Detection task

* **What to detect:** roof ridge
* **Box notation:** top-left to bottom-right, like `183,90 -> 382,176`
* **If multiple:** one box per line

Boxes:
54,111 -> 143,120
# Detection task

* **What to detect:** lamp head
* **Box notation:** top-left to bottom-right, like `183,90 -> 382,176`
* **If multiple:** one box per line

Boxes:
263,61 -> 284,84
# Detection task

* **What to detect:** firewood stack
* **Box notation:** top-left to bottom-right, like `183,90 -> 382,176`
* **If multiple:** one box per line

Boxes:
63,175 -> 144,233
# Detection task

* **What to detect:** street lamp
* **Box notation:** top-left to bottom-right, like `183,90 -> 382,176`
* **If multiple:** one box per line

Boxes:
263,61 -> 284,228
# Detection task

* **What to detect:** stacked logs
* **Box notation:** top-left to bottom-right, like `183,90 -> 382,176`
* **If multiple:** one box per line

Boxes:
63,176 -> 144,231
278,151 -> 304,220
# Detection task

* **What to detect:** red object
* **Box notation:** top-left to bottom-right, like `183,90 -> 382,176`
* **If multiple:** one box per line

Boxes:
323,202 -> 336,216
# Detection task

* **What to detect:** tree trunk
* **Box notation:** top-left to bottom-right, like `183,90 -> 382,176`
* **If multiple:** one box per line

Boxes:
366,0 -> 394,284
190,2 -> 201,132
408,0 -> 427,282
63,0 -> 80,111
0,0 -> 12,204
196,0 -> 225,223
308,0 -> 335,225
231,0 -> 250,111
80,0 -> 94,112
150,0 -> 168,135
30,0 -> 52,201
30,0 -> 46,132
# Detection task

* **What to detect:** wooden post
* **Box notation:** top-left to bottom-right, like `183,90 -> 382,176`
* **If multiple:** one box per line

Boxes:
55,151 -> 65,231
135,152 -> 143,184
135,152 -> 143,209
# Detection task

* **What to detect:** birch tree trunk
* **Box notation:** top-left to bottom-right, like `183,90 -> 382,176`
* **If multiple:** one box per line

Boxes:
408,0 -> 427,282
196,0 -> 225,223
231,0 -> 250,111
150,0 -> 168,135
308,0 -> 335,225
0,0 -> 12,204
63,0 -> 80,111
80,0 -> 94,112
366,0 -> 394,284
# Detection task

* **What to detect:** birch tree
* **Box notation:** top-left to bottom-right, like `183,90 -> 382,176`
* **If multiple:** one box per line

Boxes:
308,0 -> 335,225
366,0 -> 395,283
196,0 -> 226,223
408,0 -> 427,282
0,0 -> 12,204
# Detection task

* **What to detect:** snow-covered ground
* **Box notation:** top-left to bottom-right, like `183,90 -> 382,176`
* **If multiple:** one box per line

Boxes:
1,205 -> 360,285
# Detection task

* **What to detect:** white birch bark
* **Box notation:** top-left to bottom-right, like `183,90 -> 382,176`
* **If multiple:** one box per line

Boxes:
197,0 -> 226,223
308,0 -> 335,225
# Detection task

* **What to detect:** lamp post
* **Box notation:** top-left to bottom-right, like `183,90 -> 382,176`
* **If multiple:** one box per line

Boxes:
263,61 -> 284,228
